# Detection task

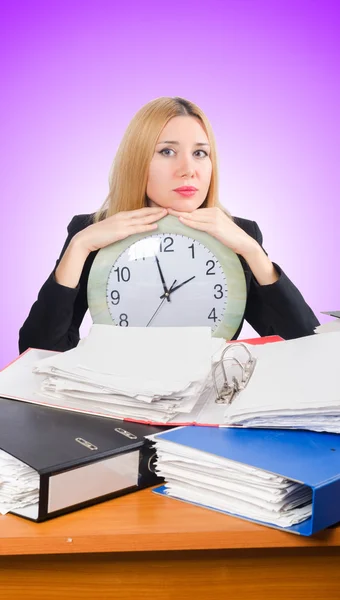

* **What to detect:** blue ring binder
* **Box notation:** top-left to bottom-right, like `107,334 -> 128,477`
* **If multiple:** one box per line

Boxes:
152,426 -> 340,536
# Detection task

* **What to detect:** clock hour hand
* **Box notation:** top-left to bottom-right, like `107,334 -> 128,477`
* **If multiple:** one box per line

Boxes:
146,280 -> 177,327
160,276 -> 196,299
155,256 -> 171,302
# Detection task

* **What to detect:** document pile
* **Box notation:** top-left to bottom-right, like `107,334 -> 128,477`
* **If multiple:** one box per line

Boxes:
153,427 -> 315,531
315,310 -> 340,334
0,325 -> 226,424
0,396 -> 167,522
0,449 -> 39,515
222,330 -> 340,433
2,327 -> 340,430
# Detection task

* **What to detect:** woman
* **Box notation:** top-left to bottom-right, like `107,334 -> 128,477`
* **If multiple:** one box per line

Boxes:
18,96 -> 319,353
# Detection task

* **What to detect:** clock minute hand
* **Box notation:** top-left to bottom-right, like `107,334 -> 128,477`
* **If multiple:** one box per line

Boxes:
160,276 -> 196,299
146,279 -> 177,327
155,256 -> 171,303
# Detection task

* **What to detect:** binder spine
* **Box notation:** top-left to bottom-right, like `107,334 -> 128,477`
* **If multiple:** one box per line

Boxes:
38,473 -> 49,520
32,439 -> 163,522
311,478 -> 340,534
138,439 -> 163,488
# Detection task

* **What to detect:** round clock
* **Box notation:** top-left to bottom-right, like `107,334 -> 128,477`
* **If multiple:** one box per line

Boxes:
87,215 -> 246,339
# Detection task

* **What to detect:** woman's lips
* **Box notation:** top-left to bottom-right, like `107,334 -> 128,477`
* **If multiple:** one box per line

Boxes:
173,190 -> 198,197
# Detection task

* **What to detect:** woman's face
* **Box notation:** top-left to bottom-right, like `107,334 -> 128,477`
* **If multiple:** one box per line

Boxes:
146,115 -> 212,212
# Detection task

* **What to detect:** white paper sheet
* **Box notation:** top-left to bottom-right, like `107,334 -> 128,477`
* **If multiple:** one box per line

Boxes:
154,439 -> 312,528
0,449 -> 39,515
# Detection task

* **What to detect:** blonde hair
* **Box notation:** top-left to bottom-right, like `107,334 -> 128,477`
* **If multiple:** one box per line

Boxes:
93,96 -> 231,223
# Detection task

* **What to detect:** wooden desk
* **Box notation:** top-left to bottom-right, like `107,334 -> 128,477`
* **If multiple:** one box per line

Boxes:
1,488 -> 340,599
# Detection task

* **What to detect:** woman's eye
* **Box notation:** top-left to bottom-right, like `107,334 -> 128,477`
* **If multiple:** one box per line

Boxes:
159,148 -> 208,158
194,150 -> 208,158
159,148 -> 175,156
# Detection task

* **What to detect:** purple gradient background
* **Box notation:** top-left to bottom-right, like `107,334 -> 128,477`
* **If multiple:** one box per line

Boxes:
1,0 -> 339,368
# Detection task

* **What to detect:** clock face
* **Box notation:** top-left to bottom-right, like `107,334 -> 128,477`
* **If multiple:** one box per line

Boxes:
87,214 -> 246,339
106,233 -> 227,331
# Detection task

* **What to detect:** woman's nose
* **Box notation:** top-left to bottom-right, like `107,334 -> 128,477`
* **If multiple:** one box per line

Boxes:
176,155 -> 195,178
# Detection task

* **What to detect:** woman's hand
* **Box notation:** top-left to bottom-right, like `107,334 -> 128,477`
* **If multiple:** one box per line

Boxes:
74,207 -> 167,253
168,207 -> 279,285
167,207 -> 257,258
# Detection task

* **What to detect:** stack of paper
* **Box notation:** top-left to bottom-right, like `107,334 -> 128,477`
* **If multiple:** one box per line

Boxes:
0,450 -> 39,515
3,327 -> 340,430
0,325 -> 227,424
223,330 -> 340,432
153,431 -> 312,528
32,325 -> 227,422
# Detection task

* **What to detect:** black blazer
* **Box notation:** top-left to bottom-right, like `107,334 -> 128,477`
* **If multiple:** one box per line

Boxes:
18,214 -> 319,353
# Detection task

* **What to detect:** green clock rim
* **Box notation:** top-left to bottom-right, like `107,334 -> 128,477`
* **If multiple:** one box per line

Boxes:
87,215 -> 247,339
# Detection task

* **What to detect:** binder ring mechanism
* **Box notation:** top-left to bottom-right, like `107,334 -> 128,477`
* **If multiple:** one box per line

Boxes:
212,343 -> 257,405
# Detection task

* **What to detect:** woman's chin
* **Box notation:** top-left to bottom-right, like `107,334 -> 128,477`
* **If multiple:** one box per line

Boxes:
165,196 -> 203,212
147,195 -> 204,212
